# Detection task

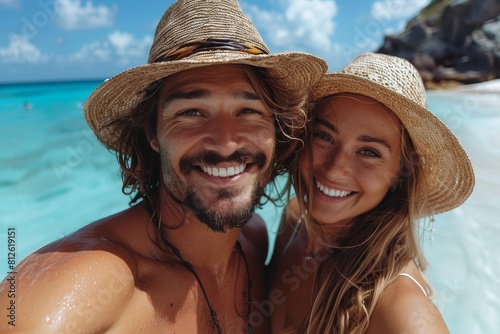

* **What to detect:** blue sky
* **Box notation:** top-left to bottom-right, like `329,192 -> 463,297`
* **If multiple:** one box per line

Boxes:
0,0 -> 430,83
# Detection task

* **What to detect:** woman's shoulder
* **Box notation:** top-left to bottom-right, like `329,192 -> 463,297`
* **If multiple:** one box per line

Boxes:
241,213 -> 269,263
366,261 -> 450,334
274,198 -> 306,255
267,198 -> 310,277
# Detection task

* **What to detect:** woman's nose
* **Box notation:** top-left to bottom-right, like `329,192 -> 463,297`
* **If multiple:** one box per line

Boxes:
323,147 -> 351,178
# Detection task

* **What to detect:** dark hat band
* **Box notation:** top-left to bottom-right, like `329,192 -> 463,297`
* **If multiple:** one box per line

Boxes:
153,38 -> 269,62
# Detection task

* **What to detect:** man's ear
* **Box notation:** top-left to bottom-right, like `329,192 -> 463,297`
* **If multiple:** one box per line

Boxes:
145,123 -> 159,153
148,135 -> 159,153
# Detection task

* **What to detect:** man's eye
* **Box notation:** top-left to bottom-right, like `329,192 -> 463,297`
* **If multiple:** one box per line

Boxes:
239,108 -> 262,115
178,109 -> 203,117
360,149 -> 381,158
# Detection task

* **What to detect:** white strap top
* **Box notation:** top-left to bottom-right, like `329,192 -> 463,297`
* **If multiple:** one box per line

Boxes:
398,273 -> 428,297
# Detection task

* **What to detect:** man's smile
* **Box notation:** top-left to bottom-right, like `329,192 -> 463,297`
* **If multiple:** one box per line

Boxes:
200,164 -> 247,177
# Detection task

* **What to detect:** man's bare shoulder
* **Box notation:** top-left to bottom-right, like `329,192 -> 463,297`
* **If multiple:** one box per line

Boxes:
0,206 -> 149,333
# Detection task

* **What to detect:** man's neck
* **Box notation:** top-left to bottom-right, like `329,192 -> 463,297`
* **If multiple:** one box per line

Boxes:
154,188 -> 242,275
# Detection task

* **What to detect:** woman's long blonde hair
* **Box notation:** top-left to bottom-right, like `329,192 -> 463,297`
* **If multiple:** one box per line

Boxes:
287,95 -> 431,333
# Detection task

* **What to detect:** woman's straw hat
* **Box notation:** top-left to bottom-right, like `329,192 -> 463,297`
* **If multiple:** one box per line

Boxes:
84,0 -> 327,150
311,52 -> 475,215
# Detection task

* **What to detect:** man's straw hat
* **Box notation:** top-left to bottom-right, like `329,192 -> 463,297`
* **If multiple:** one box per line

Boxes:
84,0 -> 327,150
311,52 -> 475,215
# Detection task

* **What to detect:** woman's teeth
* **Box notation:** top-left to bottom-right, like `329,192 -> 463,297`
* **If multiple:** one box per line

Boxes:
316,181 -> 352,198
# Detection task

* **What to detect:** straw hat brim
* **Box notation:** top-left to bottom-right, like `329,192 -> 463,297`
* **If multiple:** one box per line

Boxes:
311,73 -> 475,215
84,50 -> 326,152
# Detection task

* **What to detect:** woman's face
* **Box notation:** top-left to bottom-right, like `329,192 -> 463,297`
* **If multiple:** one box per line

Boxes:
302,93 -> 402,227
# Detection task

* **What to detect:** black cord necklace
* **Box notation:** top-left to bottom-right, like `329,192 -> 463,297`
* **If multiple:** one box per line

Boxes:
156,218 -> 253,334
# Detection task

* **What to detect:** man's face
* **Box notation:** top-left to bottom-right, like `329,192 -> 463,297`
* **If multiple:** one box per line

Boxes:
150,65 -> 276,232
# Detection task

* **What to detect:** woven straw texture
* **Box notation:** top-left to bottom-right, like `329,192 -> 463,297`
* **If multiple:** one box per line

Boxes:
84,0 -> 327,150
311,53 -> 475,216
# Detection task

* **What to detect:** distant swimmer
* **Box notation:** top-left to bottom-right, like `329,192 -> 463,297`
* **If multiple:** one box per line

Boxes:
23,101 -> 32,110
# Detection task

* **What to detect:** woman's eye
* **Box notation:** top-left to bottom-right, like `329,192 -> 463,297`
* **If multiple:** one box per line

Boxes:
312,131 -> 332,142
360,149 -> 381,158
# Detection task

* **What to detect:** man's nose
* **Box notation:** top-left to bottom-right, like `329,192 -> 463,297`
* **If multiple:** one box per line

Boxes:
202,116 -> 245,156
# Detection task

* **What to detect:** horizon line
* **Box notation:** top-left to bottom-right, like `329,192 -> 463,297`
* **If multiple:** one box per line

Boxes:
0,77 -> 107,86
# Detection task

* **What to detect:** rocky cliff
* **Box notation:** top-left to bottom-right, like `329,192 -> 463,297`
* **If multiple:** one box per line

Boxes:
377,0 -> 500,87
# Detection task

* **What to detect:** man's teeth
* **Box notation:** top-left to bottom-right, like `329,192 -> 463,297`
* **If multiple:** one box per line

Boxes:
201,165 -> 246,177
316,181 -> 351,198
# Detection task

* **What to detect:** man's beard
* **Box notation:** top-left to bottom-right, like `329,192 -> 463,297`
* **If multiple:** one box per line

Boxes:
184,179 -> 264,232
161,149 -> 273,233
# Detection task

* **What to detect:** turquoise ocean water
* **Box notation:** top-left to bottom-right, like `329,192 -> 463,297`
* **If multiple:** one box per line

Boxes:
0,80 -> 498,333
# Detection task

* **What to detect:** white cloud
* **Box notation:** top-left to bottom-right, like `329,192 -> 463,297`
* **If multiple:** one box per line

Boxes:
108,31 -> 153,63
0,0 -> 20,9
0,35 -> 47,63
246,0 -> 338,54
371,0 -> 429,21
54,0 -> 117,30
68,31 -> 152,64
69,40 -> 111,62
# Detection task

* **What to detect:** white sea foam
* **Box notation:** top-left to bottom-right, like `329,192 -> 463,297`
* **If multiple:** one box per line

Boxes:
419,83 -> 500,333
